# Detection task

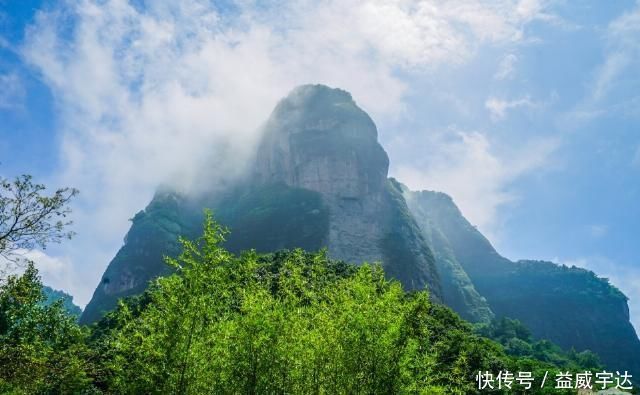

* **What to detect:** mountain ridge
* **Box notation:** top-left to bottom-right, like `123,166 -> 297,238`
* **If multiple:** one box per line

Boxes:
80,84 -> 639,379
402,186 -> 640,378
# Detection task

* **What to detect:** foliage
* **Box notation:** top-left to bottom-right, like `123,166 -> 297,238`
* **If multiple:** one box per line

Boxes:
476,317 -> 603,371
0,214 -> 622,394
86,213 -> 596,394
0,263 -> 93,393
0,174 -> 78,267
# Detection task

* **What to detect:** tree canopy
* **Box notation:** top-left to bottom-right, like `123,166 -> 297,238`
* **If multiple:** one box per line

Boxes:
0,213 -> 631,394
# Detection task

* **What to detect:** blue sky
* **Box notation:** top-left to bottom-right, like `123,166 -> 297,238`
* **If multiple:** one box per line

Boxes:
1,0 -> 639,332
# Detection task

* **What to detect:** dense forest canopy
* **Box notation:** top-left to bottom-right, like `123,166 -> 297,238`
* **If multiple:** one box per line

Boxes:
1,213 -> 633,394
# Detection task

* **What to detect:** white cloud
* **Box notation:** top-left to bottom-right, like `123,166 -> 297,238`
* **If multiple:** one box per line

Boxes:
394,129 -> 559,240
23,250 -> 77,294
568,2 -> 640,120
0,73 -> 25,111
605,1 -> 640,64
0,249 -> 76,295
19,0 -> 554,306
485,95 -> 539,120
590,50 -> 632,102
494,53 -> 518,80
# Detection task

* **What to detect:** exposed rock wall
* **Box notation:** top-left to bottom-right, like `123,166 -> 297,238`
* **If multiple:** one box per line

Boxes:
255,85 -> 440,295
81,84 -> 443,323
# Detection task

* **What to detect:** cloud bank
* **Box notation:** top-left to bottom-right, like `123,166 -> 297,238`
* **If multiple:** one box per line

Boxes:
19,0 -> 553,305
395,130 -> 559,240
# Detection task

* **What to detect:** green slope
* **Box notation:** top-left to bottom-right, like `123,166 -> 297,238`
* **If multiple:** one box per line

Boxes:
402,185 -> 494,323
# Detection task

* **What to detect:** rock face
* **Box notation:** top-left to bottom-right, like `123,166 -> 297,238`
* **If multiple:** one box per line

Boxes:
81,84 -> 443,323
253,85 -> 439,293
80,84 -> 640,379
255,85 -> 389,265
403,188 -> 494,323
256,85 -> 388,199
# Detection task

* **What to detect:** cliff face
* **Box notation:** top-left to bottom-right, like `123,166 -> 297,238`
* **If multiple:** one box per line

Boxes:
253,85 -> 440,294
403,188 -> 640,380
255,85 -> 388,265
403,188 -> 494,323
80,190 -> 201,324
81,84 -> 443,324
255,85 -> 388,200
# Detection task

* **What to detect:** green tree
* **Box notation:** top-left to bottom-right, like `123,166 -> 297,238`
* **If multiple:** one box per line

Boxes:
476,317 -> 603,372
0,263 -> 93,393
0,174 -> 77,277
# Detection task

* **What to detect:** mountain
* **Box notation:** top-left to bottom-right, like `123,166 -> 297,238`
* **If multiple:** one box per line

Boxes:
80,84 -> 640,379
401,186 -> 494,324
42,285 -> 82,319
81,84 -> 444,323
250,85 -> 440,295
403,188 -> 640,379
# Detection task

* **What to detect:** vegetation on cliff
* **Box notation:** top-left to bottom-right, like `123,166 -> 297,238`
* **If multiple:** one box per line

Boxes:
404,188 -> 640,379
214,183 -> 330,254
401,182 -> 493,323
476,317 -> 602,371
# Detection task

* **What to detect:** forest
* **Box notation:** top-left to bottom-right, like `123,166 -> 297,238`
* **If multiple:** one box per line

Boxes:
1,212 -> 627,394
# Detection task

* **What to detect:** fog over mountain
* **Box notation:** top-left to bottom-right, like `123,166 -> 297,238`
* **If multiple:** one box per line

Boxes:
2,0 -> 639,342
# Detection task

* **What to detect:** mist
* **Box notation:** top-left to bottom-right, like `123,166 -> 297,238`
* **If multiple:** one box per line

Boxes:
15,0 -> 548,307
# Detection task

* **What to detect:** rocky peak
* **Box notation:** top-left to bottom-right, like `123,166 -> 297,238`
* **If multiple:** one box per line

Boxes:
255,84 -> 389,199
81,84 -> 442,324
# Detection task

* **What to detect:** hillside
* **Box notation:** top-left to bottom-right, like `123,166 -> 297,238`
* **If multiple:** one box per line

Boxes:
403,187 -> 640,379
80,84 -> 640,379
